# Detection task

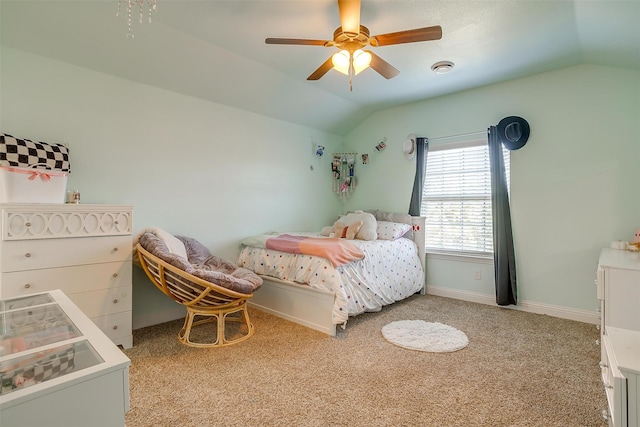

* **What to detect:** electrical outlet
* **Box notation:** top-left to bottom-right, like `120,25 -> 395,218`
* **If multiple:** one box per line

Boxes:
474,270 -> 482,280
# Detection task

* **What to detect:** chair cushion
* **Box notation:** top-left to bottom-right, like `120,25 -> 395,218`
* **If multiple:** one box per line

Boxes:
139,233 -> 262,294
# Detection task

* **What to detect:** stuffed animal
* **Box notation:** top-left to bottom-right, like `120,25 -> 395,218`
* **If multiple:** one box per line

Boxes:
330,220 -> 363,239
338,210 -> 377,240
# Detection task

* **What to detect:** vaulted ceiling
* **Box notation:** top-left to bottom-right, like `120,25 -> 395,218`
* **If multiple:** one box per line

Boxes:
2,1 -> 639,135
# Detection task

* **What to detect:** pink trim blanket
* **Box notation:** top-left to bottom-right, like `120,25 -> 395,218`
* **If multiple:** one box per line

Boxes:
241,234 -> 364,267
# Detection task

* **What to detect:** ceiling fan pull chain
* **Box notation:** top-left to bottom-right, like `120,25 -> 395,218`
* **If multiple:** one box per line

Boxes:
349,61 -> 354,92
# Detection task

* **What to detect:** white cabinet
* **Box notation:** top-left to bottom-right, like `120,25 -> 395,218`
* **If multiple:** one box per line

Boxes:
596,248 -> 640,427
0,204 -> 133,348
0,290 -> 130,427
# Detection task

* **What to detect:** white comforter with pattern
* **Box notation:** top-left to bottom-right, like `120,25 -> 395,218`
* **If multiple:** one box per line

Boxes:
237,234 -> 424,325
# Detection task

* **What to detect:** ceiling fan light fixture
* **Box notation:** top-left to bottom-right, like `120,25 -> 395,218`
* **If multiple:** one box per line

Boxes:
266,0 -> 444,88
352,49 -> 371,75
116,0 -> 157,38
431,61 -> 455,74
332,50 -> 351,75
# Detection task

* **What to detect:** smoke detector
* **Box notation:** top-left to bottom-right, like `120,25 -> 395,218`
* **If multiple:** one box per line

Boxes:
431,61 -> 454,74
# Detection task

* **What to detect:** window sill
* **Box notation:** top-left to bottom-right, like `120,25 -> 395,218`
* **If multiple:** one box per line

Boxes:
426,251 -> 493,264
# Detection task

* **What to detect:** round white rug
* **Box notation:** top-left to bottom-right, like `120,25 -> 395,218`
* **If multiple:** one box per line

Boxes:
381,320 -> 469,352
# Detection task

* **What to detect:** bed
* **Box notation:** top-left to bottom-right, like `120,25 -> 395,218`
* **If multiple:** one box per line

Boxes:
237,211 -> 426,336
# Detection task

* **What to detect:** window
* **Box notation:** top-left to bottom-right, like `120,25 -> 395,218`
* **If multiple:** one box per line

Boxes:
420,138 -> 510,256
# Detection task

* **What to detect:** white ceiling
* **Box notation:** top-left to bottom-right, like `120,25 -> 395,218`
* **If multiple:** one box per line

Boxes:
2,0 -> 639,135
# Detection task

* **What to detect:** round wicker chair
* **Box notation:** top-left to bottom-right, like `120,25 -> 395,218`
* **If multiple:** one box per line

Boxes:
136,243 -> 256,348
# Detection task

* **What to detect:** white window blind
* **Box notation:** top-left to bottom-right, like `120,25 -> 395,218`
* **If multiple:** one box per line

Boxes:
421,139 -> 510,256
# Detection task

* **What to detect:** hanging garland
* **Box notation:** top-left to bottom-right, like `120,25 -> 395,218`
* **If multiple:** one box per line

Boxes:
331,153 -> 357,200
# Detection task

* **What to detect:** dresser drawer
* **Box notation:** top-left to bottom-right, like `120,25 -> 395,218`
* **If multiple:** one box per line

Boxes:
92,311 -> 133,343
67,286 -> 132,318
1,235 -> 131,273
0,261 -> 132,298
601,339 -> 616,425
2,206 -> 132,239
602,334 -> 628,427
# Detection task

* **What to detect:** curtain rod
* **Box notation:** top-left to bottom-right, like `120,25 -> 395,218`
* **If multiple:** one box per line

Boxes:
426,130 -> 486,143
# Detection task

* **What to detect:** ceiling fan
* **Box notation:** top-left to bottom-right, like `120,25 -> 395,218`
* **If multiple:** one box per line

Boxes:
265,0 -> 442,90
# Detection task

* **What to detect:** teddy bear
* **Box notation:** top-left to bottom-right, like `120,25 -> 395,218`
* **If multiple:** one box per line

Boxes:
322,219 -> 363,239
338,210 -> 377,240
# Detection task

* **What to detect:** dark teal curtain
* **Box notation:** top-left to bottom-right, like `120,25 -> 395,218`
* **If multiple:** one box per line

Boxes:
488,127 -> 517,305
408,137 -> 428,216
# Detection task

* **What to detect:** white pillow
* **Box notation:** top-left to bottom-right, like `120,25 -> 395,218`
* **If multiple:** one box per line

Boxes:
377,221 -> 412,241
153,228 -> 189,260
339,210 -> 377,240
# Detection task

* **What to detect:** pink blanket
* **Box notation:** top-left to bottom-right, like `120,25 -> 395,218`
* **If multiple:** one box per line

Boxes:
265,234 -> 364,267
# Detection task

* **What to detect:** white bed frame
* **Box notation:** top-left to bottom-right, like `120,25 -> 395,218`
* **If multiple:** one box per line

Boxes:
248,216 -> 426,336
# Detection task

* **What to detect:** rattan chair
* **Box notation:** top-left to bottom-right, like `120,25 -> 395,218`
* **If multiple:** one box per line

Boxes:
136,243 -> 256,348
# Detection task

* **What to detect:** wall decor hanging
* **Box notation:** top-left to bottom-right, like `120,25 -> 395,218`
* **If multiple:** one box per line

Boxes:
375,137 -> 387,152
331,153 -> 357,200
403,134 -> 417,160
496,116 -> 530,150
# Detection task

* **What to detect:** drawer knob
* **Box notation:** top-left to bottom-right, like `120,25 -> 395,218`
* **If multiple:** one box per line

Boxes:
112,273 -> 119,278
24,253 -> 31,258
113,247 -> 119,252
113,325 -> 118,330
24,283 -> 31,289
113,299 -> 118,304
25,222 -> 31,227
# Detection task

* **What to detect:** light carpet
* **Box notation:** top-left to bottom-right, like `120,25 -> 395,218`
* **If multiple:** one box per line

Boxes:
123,294 -> 607,427
382,320 -> 469,352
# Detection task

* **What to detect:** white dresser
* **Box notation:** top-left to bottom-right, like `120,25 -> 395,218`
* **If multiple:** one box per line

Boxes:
0,204 -> 134,348
596,248 -> 640,427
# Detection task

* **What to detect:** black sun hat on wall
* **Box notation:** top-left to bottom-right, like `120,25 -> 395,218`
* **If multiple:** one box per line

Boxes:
497,116 -> 530,150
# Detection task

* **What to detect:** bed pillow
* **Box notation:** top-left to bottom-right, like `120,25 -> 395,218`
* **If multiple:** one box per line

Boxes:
339,210 -> 377,240
367,210 -> 414,240
377,221 -> 412,241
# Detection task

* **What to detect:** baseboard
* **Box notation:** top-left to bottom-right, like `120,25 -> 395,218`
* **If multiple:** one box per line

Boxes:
132,288 -> 599,330
132,307 -> 186,330
425,285 -> 599,325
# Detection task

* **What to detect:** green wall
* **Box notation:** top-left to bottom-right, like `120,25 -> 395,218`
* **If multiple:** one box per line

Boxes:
0,47 -> 344,327
340,64 -> 640,320
2,41 -> 638,325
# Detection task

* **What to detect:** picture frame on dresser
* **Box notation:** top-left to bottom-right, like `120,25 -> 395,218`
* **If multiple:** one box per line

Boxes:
0,204 -> 134,349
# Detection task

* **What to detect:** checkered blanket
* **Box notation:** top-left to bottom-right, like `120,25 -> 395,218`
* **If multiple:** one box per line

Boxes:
0,345 -> 76,394
0,133 -> 70,172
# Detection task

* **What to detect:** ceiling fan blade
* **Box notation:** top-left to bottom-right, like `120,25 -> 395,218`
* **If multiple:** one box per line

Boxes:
367,51 -> 400,79
307,56 -> 334,80
338,0 -> 360,36
265,38 -> 329,46
370,25 -> 443,47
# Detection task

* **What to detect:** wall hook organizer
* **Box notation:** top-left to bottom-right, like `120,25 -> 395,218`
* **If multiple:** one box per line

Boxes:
331,153 -> 357,200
